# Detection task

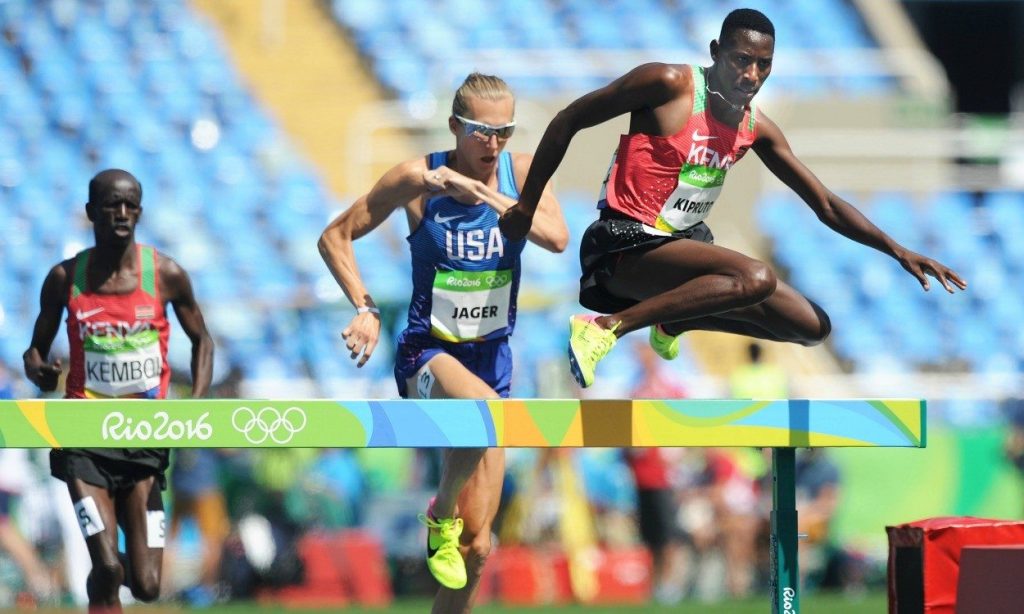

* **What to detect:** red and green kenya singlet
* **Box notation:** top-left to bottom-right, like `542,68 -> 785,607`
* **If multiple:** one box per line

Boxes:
598,65 -> 759,232
65,245 -> 170,399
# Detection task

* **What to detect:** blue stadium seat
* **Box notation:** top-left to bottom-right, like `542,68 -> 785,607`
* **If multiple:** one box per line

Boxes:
758,187 -> 1005,371
0,0 -> 930,395
869,192 -> 921,246
329,0 -> 889,100
333,0 -> 391,31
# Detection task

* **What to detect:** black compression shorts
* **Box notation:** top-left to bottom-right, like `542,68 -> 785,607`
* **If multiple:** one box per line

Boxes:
579,209 -> 714,314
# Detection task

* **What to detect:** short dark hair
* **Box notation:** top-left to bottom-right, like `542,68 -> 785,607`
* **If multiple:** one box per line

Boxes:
88,168 -> 141,203
720,8 -> 775,44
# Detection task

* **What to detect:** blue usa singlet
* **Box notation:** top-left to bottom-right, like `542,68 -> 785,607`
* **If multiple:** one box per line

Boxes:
402,150 -> 526,342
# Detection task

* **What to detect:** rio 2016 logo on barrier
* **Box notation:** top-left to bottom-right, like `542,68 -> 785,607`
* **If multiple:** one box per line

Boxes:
102,411 -> 212,441
231,406 -> 307,444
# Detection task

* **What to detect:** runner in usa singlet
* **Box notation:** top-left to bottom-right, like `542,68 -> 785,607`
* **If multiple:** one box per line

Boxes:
404,150 -> 526,344
318,73 -> 569,608
65,245 -> 170,399
599,65 -> 759,233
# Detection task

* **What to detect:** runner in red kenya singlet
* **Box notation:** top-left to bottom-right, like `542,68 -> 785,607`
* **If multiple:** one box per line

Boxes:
499,8 -> 966,389
24,169 -> 213,613
65,244 -> 170,400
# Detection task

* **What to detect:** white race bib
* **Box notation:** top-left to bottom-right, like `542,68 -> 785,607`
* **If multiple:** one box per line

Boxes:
430,269 -> 512,342
85,345 -> 162,397
654,163 -> 726,232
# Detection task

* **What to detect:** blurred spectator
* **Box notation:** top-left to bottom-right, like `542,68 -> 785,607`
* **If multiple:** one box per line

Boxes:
729,342 -> 789,399
214,449 -> 318,600
722,342 -> 785,597
794,449 -> 862,591
622,447 -> 688,604
625,340 -> 689,603
167,449 -> 231,606
796,451 -> 840,546
630,339 -> 688,399
705,448 -> 764,598
0,450 -> 56,606
166,365 -> 244,605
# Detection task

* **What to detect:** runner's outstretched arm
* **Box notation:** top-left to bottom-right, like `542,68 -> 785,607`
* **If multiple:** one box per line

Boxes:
162,256 -> 214,397
752,114 -> 967,293
500,63 -> 687,240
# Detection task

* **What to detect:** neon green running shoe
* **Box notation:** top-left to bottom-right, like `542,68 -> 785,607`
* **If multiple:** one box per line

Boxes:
419,513 -> 467,589
649,324 -> 681,360
568,315 -> 619,388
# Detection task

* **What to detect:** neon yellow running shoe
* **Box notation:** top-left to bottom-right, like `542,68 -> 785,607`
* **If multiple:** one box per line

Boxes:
419,513 -> 467,589
649,324 -> 681,360
568,315 -> 619,388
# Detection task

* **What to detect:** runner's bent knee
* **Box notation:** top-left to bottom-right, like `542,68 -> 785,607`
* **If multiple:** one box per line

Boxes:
801,303 -> 831,346
466,533 -> 493,573
131,571 -> 161,602
734,260 -> 776,304
817,308 -> 832,342
91,559 -> 124,593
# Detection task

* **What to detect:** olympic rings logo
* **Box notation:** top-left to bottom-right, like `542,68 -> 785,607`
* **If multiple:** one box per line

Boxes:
231,406 -> 307,445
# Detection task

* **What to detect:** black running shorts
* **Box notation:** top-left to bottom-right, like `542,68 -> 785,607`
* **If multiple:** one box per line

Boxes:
50,449 -> 169,492
579,208 -> 714,314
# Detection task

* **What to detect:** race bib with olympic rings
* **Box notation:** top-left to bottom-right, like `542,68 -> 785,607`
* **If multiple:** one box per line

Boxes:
429,269 -> 512,342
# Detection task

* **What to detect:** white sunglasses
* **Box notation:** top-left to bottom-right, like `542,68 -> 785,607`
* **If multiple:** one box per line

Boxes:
454,114 -> 516,140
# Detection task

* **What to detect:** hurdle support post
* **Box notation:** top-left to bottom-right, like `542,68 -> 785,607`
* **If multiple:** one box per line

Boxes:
771,447 -> 799,614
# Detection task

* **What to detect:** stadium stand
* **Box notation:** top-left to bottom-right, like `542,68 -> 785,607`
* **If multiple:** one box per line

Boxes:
0,0 -> 1003,396
0,0 -> 398,393
331,0 -> 895,100
757,189 -> 1022,373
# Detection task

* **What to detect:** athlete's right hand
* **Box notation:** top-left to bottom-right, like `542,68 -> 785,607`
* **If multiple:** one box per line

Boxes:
423,168 -> 448,192
423,166 -> 479,201
341,312 -> 381,368
499,203 -> 535,241
25,358 -> 62,391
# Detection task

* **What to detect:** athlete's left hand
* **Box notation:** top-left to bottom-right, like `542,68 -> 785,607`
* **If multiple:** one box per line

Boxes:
895,249 -> 967,293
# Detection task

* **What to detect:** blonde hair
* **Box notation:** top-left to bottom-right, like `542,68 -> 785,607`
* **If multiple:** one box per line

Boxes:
452,73 -> 514,118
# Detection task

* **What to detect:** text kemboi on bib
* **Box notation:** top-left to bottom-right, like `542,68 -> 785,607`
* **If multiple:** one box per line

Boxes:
82,323 -> 163,397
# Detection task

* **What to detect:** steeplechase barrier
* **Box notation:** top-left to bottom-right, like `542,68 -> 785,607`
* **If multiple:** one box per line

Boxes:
0,398 -> 926,613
